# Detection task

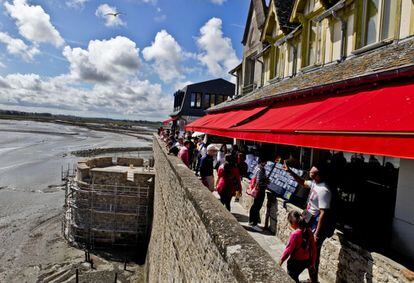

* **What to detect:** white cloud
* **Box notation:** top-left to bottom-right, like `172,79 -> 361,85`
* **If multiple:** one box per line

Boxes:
66,0 -> 89,9
0,31 -> 39,61
95,4 -> 126,27
142,30 -> 185,83
141,0 -> 157,4
196,17 -> 239,78
174,80 -> 193,91
4,0 -> 64,47
154,14 -> 166,22
63,36 -> 141,83
210,0 -> 226,4
0,73 -> 171,118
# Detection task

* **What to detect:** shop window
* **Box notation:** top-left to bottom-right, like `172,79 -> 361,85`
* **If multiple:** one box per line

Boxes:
190,92 -> 202,109
361,0 -> 397,47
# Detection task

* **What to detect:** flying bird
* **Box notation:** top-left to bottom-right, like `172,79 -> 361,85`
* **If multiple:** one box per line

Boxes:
105,12 -> 125,17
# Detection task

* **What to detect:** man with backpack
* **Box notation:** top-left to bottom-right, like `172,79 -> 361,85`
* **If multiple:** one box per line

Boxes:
283,162 -> 335,283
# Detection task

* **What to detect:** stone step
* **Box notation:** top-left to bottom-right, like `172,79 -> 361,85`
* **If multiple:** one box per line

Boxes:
60,274 -> 76,283
48,268 -> 74,283
37,264 -> 64,281
43,268 -> 72,283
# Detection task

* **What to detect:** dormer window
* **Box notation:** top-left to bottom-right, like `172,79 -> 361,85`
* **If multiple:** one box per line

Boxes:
306,21 -> 321,67
361,0 -> 397,47
244,56 -> 255,86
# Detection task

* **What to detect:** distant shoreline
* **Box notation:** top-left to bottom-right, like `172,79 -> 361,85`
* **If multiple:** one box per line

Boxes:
0,128 -> 78,136
71,146 -> 153,157
0,116 -> 155,141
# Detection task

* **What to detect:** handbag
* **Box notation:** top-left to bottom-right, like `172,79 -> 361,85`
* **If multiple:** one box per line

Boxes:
246,176 -> 259,198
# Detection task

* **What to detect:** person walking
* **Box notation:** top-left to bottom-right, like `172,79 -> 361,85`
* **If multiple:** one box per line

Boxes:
194,139 -> 206,176
216,154 -> 242,211
190,137 -> 199,170
279,210 -> 317,283
248,157 -> 268,232
178,140 -> 191,167
283,162 -> 332,282
200,144 -> 218,192
216,144 -> 228,169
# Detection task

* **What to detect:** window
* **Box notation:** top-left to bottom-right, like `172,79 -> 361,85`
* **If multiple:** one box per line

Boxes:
307,21 -> 320,66
216,95 -> 224,105
209,94 -> 216,107
244,57 -> 255,86
361,0 -> 397,47
203,94 -> 210,109
190,92 -> 202,108
275,46 -> 285,78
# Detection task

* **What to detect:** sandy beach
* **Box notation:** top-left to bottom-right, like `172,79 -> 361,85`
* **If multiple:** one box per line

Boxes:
0,120 -> 151,282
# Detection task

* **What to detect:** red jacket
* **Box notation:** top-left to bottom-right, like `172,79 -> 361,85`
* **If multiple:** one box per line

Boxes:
281,228 -> 317,267
216,165 -> 242,196
178,147 -> 189,167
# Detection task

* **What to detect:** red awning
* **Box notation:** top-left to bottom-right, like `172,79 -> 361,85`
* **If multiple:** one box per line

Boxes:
187,83 -> 414,159
163,117 -> 177,125
186,106 -> 267,135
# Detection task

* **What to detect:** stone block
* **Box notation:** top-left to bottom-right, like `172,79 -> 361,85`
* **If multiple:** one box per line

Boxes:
117,157 -> 144,167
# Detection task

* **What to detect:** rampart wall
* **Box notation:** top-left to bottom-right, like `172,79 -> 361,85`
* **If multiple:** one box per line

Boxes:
147,136 -> 293,282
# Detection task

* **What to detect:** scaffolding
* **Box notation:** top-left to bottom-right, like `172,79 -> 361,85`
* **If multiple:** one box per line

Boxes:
63,177 -> 151,248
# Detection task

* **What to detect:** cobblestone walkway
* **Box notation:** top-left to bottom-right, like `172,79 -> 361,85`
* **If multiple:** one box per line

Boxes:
212,192 -> 328,283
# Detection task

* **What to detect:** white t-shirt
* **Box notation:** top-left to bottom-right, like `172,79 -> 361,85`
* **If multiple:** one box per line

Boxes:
217,151 -> 226,165
304,180 -> 331,217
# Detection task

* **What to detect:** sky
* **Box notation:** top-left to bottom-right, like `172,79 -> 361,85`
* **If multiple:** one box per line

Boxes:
0,0 -> 250,121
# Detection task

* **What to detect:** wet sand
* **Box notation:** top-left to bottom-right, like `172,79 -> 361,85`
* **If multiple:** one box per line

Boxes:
0,120 -> 150,282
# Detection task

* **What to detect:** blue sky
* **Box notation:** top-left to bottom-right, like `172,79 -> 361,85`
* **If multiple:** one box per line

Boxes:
0,0 -> 250,120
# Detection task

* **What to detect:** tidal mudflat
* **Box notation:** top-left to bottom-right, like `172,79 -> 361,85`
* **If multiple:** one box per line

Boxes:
0,120 -> 150,282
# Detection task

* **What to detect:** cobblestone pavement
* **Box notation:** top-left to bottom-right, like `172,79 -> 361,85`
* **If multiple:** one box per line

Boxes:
213,192 -> 327,283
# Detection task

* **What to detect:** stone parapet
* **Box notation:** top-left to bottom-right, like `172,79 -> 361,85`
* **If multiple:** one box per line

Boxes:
147,135 -> 293,282
117,157 -> 144,167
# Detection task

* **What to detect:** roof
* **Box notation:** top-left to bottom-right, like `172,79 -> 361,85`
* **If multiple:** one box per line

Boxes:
242,0 -> 268,45
229,62 -> 242,74
320,0 -> 341,8
170,78 -> 235,117
274,0 -> 298,34
209,37 -> 414,112
183,78 -> 234,89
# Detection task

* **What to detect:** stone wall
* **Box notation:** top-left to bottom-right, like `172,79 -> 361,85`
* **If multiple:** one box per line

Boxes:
147,135 -> 293,282
117,157 -> 144,167
238,182 -> 414,283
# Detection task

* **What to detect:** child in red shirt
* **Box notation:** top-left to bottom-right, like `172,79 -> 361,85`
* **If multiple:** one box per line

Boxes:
279,210 -> 317,283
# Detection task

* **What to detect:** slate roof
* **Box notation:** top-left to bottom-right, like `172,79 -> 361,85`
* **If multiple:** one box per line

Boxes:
275,0 -> 298,34
242,0 -> 268,45
320,0 -> 341,8
210,37 -> 414,112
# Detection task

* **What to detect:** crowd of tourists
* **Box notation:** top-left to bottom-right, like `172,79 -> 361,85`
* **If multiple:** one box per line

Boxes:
158,127 -> 247,211
158,127 -> 335,283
